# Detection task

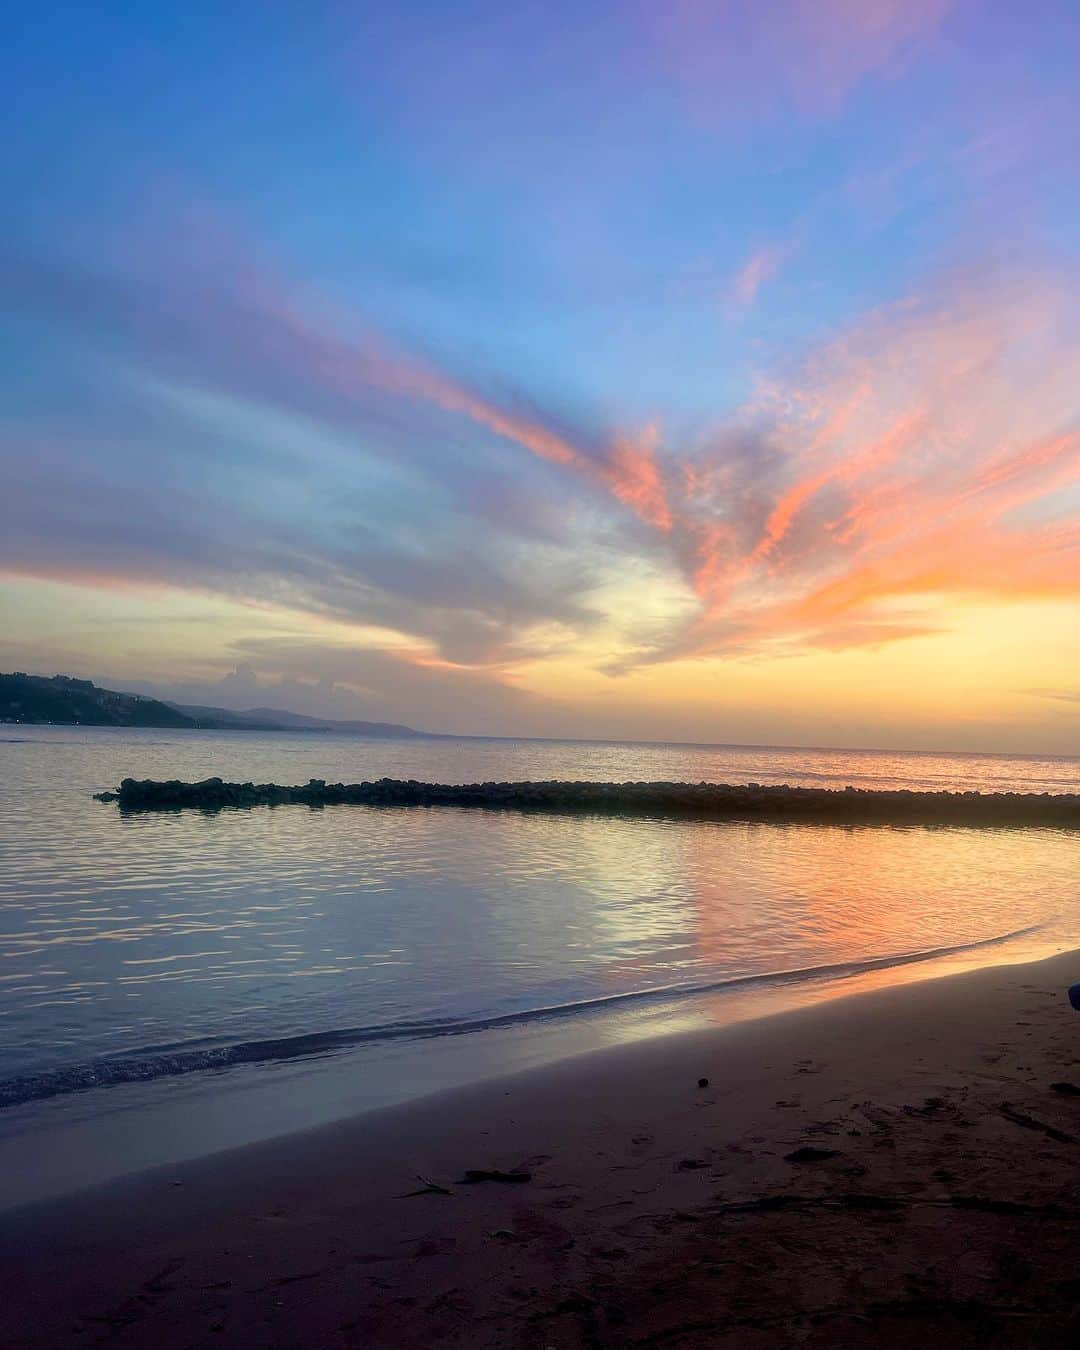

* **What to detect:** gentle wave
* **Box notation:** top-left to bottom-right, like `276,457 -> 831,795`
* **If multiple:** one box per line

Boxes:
750,766 -> 1080,790
0,921 -> 1044,1110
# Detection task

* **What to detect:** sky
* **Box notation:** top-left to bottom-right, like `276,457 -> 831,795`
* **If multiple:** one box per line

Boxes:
2,0 -> 1079,752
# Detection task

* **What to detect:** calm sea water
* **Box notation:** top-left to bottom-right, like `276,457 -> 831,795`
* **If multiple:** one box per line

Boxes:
2,725 -> 1077,1117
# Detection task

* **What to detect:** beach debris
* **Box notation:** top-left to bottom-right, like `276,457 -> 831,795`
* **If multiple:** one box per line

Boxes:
998,1103 -> 1077,1144
697,1077 -> 709,1088
397,1174 -> 453,1198
1050,1081 -> 1080,1096
459,1168 -> 532,1184
784,1146 -> 841,1162
489,1228 -> 516,1241
677,1158 -> 709,1171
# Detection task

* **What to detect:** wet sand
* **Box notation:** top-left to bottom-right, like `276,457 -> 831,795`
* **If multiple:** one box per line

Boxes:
2,949 -> 1079,1348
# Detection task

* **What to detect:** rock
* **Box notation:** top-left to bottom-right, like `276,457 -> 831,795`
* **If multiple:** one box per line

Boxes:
784,1146 -> 841,1163
91,777 -> 1080,825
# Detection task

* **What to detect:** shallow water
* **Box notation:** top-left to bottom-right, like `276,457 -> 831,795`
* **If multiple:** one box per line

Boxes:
2,727 -> 1077,1101
0,726 -> 1078,1204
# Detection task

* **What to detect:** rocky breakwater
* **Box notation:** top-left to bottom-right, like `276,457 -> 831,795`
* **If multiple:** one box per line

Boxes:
93,776 -> 1080,826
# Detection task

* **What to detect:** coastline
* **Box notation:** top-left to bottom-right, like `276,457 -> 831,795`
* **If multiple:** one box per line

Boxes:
0,918 -> 1046,1115
3,947 -> 1080,1347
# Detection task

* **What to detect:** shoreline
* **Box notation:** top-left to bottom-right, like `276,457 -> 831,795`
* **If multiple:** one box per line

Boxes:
0,918 -> 1045,1114
3,947 -> 1080,1346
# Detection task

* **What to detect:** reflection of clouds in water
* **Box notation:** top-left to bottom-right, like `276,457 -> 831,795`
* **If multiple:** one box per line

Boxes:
2,727 -> 1077,1095
598,818 -> 1074,995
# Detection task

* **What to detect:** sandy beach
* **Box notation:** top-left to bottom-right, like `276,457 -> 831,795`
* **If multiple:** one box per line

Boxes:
2,948 -> 1079,1348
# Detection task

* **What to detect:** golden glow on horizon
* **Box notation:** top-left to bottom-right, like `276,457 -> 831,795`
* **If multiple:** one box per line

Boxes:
3,254 -> 1077,754
4,0 -> 1079,762
0,575 -> 432,679
4,571 -> 1075,752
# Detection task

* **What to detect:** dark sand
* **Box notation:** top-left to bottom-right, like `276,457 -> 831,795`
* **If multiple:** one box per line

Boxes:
2,949 -> 1080,1348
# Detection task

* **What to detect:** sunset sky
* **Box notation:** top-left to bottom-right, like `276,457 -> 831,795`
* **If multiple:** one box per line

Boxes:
2,1 -> 1079,751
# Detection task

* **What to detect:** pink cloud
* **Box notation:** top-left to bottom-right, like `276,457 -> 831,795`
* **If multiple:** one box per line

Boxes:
600,425 -> 673,531
627,259 -> 1080,664
138,227 -> 675,532
17,215 -> 1077,676
648,0 -> 953,120
730,240 -> 794,309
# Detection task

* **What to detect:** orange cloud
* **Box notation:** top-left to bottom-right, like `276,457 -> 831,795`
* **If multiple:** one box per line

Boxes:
753,408 -> 926,563
226,270 -> 676,533
621,261 -> 1080,665
371,351 -> 675,533
20,222 -> 1075,679
600,425 -> 673,531
363,347 -> 586,470
966,431 -> 1079,507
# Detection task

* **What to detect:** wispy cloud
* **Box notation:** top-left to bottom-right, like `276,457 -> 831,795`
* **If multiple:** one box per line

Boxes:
0,230 -> 677,675
616,259 -> 1080,665
730,239 -> 796,310
3,230 -> 1078,690
1026,688 -> 1080,706
648,0 -> 953,119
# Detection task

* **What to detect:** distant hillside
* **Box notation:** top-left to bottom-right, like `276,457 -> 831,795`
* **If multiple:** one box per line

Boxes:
1,673 -> 195,728
1,672 -> 427,737
161,703 -> 289,731
168,702 -> 425,738
243,706 -> 424,736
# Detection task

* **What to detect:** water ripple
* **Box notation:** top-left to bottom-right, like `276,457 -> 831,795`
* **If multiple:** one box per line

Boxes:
1,727 -> 1077,1089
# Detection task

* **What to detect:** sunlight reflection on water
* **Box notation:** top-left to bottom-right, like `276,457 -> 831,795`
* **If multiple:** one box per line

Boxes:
1,727 -> 1076,1096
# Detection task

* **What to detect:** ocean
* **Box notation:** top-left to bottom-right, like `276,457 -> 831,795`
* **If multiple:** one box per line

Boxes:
1,726 -> 1078,1205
